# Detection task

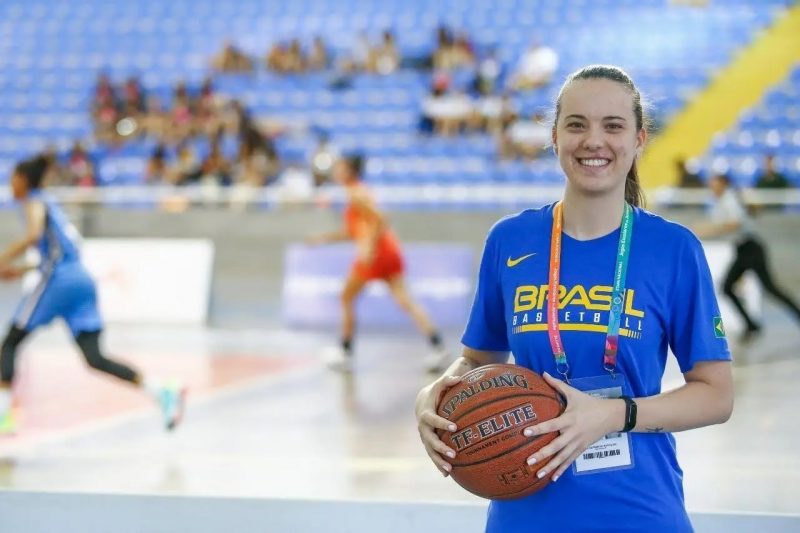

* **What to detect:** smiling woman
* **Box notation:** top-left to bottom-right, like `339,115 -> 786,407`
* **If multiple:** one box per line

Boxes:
415,65 -> 734,533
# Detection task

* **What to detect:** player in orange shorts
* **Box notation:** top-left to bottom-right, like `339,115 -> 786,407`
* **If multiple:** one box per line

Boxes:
307,155 -> 448,373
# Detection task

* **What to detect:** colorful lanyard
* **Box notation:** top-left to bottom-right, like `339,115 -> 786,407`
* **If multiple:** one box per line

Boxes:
547,201 -> 634,380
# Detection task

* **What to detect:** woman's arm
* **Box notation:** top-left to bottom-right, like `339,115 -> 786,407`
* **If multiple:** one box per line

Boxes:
0,201 -> 45,267
524,360 -> 733,481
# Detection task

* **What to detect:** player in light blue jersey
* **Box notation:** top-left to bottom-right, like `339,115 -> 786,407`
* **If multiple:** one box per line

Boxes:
0,155 -> 185,434
416,66 -> 733,532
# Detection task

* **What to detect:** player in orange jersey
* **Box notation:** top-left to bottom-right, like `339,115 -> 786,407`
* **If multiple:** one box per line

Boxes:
307,155 -> 448,373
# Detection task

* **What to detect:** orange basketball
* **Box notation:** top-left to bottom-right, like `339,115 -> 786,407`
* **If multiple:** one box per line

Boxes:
436,364 -> 565,500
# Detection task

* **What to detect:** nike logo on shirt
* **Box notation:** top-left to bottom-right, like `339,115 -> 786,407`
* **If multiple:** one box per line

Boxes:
507,253 -> 536,267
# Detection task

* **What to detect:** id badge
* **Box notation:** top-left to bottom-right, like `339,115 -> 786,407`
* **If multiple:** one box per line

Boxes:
569,374 -> 634,475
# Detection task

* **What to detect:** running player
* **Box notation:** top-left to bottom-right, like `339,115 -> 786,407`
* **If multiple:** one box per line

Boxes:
0,155 -> 185,434
416,65 -> 733,532
694,173 -> 800,342
306,155 -> 448,373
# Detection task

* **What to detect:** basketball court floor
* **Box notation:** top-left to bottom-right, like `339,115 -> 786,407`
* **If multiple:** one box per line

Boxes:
1,306 -> 799,524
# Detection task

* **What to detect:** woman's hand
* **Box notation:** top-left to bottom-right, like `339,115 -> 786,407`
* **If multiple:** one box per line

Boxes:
523,372 -> 625,481
415,374 -> 462,477
0,265 -> 25,281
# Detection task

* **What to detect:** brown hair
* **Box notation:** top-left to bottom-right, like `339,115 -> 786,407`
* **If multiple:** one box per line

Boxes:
553,65 -> 648,207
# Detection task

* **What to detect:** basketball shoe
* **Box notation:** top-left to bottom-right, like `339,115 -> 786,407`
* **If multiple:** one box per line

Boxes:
323,345 -> 353,373
159,383 -> 186,431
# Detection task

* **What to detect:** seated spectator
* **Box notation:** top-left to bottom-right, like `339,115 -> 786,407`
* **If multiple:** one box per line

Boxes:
372,30 -> 400,75
41,144 -> 70,187
420,76 -> 473,136
93,72 -> 116,111
142,96 -> 170,142
510,43 -> 559,91
145,144 -> 168,184
167,142 -> 200,185
66,141 -> 97,187
267,39 -> 306,74
171,81 -> 194,141
755,154 -> 791,188
472,47 -> 503,97
473,92 -> 516,135
122,76 -> 146,114
198,137 -> 232,186
195,77 -> 222,136
93,93 -> 119,144
499,112 -> 550,160
211,40 -> 254,73
284,39 -> 306,73
433,27 -> 475,71
676,157 -> 704,188
307,36 -> 329,71
235,127 -> 280,186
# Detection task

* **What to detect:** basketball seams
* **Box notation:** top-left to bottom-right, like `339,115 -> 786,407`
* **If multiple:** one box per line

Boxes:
449,430 -> 558,468
441,391 -> 562,426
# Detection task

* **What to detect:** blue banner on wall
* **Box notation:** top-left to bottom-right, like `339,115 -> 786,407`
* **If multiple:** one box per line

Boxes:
282,243 -> 475,329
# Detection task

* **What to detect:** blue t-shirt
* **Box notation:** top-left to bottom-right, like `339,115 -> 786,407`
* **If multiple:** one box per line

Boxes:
23,191 -> 82,271
462,203 -> 731,533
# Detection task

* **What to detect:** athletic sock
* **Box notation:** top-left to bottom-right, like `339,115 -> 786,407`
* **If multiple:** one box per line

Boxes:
0,388 -> 12,416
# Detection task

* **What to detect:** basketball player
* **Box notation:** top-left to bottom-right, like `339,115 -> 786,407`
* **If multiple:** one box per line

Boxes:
0,155 -> 185,434
416,66 -> 733,531
306,155 -> 448,373
693,173 -> 800,342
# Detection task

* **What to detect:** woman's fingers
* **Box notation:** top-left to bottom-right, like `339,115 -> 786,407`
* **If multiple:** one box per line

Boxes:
420,410 -> 457,432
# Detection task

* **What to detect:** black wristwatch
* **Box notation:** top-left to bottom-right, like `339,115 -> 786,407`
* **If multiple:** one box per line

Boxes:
620,396 -> 637,433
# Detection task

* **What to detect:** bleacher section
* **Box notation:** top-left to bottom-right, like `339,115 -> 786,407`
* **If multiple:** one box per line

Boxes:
704,65 -> 800,186
0,0 -> 794,188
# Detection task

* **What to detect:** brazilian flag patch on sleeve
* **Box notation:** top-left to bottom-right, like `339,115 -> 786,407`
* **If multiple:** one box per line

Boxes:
713,316 -> 726,338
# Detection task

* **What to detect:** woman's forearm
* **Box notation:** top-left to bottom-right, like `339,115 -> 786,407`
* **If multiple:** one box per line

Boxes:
0,237 -> 35,266
632,379 -> 733,433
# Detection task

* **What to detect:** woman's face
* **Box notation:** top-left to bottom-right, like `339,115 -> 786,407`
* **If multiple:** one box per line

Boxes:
709,175 -> 727,197
332,160 -> 353,185
553,78 -> 645,200
10,172 -> 27,200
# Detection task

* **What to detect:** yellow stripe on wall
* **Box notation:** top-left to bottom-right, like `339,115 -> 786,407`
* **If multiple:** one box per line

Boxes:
640,4 -> 800,189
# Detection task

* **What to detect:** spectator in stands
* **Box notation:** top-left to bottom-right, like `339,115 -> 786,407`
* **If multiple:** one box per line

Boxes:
142,96 -> 170,142
235,127 -> 280,186
195,77 -> 220,137
755,154 -> 791,188
66,141 -> 96,187
285,39 -> 307,74
419,76 -> 473,136
171,81 -> 194,141
510,42 -> 559,91
93,72 -> 116,111
41,145 -> 70,187
145,144 -> 168,184
498,112 -> 550,160
93,93 -> 119,144
266,41 -> 288,72
452,32 -> 476,67
307,36 -> 329,71
310,133 -> 339,186
676,157 -> 704,188
471,86 -> 515,135
168,142 -> 200,185
472,47 -> 503,97
198,136 -> 232,186
211,40 -> 254,73
122,77 -> 146,114
372,30 -> 400,75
